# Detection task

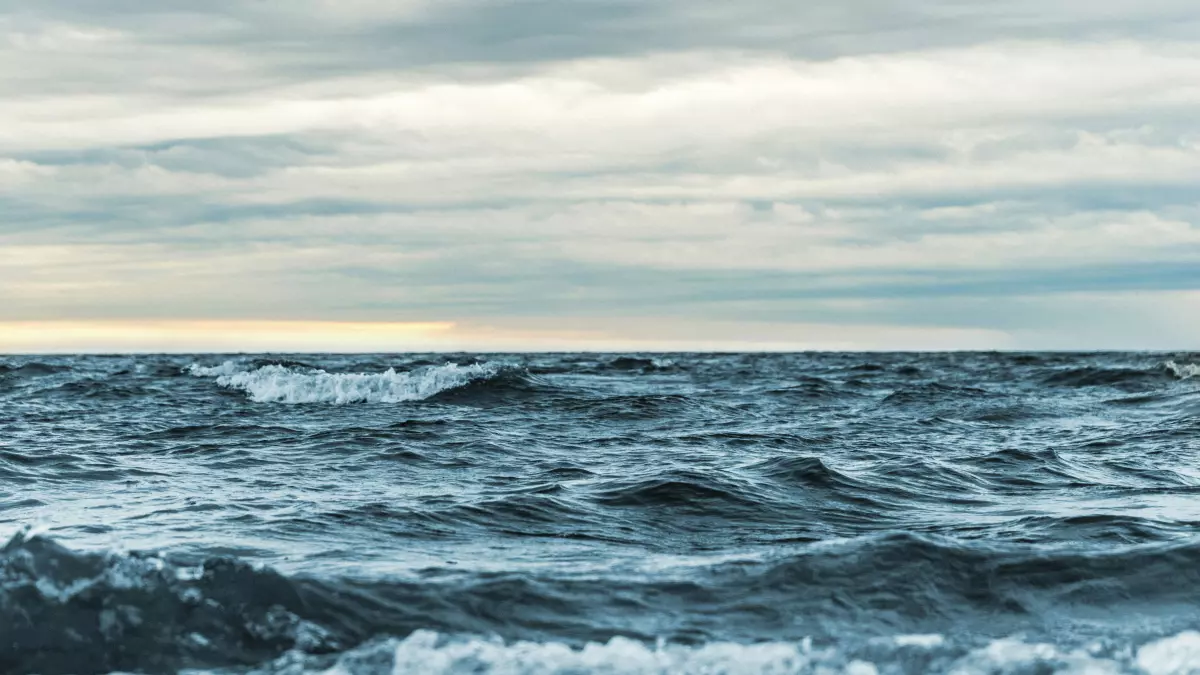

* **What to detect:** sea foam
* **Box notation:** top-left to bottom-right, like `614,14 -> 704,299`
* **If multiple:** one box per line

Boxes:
187,361 -> 244,378
277,630 -> 1200,675
324,631 -> 815,675
1164,361 -> 1199,380
188,361 -> 502,404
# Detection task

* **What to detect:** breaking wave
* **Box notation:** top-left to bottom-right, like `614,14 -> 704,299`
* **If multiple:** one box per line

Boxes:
257,630 -> 1200,675
187,361 -> 245,378
304,633 -> 820,675
188,361 -> 507,404
8,531 -> 1200,674
1165,360 -> 1200,380
0,532 -> 338,674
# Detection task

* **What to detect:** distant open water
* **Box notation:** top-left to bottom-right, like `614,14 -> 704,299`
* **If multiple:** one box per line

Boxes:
2,352 -> 1200,674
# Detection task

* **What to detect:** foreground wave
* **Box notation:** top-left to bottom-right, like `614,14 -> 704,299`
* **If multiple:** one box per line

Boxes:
6,531 -> 1200,673
260,630 -> 1200,675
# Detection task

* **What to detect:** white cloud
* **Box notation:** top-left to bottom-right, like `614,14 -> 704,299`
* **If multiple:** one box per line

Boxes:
5,41 -> 1200,152
3,2 -> 1200,349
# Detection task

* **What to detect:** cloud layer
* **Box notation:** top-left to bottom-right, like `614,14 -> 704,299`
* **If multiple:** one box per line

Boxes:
2,1 -> 1199,350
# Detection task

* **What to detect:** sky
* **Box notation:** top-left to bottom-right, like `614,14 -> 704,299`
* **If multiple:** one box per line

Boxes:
2,0 -> 1199,352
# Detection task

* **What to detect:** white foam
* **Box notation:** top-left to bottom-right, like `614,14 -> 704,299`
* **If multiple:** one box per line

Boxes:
250,632 -> 1200,675
187,361 -> 245,377
1164,361 -> 1200,380
891,634 -> 946,648
324,631 -> 814,675
193,362 -> 503,404
1136,631 -> 1200,675
945,637 -> 1144,675
169,631 -> 1200,675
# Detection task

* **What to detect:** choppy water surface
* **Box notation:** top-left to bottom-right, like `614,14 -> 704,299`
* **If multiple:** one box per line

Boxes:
2,352 -> 1200,674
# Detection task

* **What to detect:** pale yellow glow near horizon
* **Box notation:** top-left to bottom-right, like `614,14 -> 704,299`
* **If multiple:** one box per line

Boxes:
0,318 -> 1015,353
0,320 -> 458,354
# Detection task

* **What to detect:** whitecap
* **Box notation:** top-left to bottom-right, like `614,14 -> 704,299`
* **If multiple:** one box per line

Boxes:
193,362 -> 503,404
891,634 -> 946,648
293,632 -> 1200,675
187,361 -> 245,377
324,631 -> 814,675
1136,631 -> 1200,675
1164,361 -> 1200,380
946,638 -> 1124,675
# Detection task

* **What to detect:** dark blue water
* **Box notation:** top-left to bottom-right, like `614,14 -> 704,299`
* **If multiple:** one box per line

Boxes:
2,352 -> 1200,674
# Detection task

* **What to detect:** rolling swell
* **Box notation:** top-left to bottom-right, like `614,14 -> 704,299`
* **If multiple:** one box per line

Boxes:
750,455 -> 848,487
1042,366 -> 1173,389
7,532 -> 1200,674
0,362 -> 70,377
425,367 -> 553,405
593,470 -> 762,511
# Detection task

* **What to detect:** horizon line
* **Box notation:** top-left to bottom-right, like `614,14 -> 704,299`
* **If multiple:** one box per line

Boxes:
1,348 -> 1191,356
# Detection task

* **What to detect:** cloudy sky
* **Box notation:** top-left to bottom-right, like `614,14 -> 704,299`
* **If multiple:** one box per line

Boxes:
2,0 -> 1199,351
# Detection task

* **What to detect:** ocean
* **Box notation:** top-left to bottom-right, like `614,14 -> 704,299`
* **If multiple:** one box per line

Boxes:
2,352 -> 1199,674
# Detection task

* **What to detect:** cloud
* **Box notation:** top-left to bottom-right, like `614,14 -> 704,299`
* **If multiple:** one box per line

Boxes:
2,1 -> 1199,349
12,1 -> 1200,75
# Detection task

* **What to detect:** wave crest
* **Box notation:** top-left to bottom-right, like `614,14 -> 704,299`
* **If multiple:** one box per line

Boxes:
187,361 -> 246,377
1164,361 -> 1200,380
189,361 -> 506,404
326,631 -> 815,675
261,629 -> 1200,675
0,532 -> 337,674
0,362 -> 69,377
8,532 -> 1200,673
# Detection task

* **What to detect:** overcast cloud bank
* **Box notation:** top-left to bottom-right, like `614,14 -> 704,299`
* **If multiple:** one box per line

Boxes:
2,1 -> 1198,350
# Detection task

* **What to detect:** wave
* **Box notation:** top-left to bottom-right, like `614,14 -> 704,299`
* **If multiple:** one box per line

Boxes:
763,376 -> 861,402
0,362 -> 70,377
423,367 -> 551,404
8,532 -> 1200,673
0,532 -> 340,675
188,361 -> 508,404
36,379 -> 156,400
563,393 -> 709,420
605,356 -> 676,371
749,455 -> 851,489
526,356 -> 679,376
591,470 -> 763,511
187,361 -> 245,377
249,629 -> 1200,674
1165,360 -> 1199,380
1042,366 -> 1170,389
880,383 -> 995,405
1001,514 -> 1193,544
301,632 -> 819,675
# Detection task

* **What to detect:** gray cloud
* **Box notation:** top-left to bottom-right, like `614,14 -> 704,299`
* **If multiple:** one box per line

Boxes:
2,0 -> 1199,348
15,0 -> 1200,68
